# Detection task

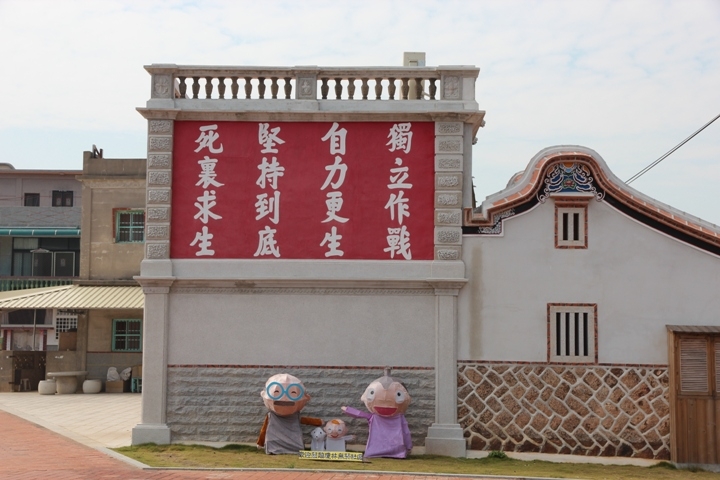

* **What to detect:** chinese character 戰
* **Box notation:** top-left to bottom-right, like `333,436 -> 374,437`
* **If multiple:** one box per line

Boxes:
386,123 -> 412,154
194,125 -> 224,154
258,123 -> 285,153
384,225 -> 411,259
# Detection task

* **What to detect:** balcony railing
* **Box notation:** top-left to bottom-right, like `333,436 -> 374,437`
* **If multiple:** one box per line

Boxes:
0,277 -> 74,292
146,65 -> 479,103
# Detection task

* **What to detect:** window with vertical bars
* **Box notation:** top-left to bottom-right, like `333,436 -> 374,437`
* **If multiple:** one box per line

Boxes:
556,206 -> 587,248
115,210 -> 145,243
548,304 -> 596,363
112,319 -> 142,352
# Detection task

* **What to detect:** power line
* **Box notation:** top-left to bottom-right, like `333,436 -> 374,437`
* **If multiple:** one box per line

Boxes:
626,112 -> 720,184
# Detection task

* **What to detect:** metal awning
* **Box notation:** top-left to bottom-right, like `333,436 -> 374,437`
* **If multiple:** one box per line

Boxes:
0,285 -> 144,309
0,228 -> 81,236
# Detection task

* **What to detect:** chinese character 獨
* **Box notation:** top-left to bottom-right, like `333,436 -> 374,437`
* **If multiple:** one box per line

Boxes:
190,226 -> 215,256
386,123 -> 412,153
193,190 -> 222,223
194,125 -> 224,154
258,123 -> 285,153
321,122 -> 347,155
254,226 -> 281,257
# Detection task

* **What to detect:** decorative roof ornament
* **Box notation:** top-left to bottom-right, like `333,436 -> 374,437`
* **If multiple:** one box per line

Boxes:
537,162 -> 604,203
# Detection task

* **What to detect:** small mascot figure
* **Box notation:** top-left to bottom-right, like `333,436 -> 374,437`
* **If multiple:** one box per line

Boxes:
256,373 -> 322,454
310,426 -> 326,451
342,367 -> 412,458
323,418 -> 355,452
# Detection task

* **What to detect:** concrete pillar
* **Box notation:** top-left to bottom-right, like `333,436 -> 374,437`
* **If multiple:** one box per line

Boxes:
132,276 -> 174,445
424,281 -> 466,457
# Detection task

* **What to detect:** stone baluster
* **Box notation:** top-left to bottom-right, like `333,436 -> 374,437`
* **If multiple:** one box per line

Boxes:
257,77 -> 266,99
283,77 -> 292,99
218,77 -> 226,99
429,79 -> 437,100
270,77 -> 279,99
347,79 -> 356,100
244,77 -> 252,99
361,78 -> 369,100
401,78 -> 409,100
388,78 -> 396,100
320,78 -> 329,99
374,78 -> 383,100
191,77 -> 200,99
414,78 -> 423,100
334,78 -> 343,99
178,77 -> 187,98
204,77 -> 213,99
231,77 -> 239,99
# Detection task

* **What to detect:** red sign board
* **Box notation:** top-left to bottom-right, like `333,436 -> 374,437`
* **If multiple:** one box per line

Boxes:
170,121 -> 435,260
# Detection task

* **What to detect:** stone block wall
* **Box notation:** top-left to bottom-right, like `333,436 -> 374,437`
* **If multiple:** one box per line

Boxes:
458,363 -> 670,459
167,366 -> 435,446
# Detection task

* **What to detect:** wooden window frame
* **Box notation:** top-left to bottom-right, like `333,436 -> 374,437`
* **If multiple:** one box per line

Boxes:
547,303 -> 598,364
52,190 -> 74,207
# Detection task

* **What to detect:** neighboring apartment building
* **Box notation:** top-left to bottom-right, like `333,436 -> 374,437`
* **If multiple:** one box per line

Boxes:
0,153 -> 145,391
0,162 -> 82,353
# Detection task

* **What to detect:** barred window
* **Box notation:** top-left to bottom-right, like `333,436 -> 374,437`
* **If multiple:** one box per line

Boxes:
112,319 -> 142,352
548,304 -> 597,363
115,210 -> 145,243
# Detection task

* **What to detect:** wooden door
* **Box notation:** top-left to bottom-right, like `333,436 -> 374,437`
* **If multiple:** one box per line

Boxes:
671,334 -> 720,464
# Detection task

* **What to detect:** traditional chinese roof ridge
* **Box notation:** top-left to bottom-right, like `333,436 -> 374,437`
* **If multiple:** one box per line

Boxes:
464,145 -> 720,253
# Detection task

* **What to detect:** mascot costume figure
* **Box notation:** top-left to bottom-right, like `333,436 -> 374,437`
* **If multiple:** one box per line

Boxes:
257,373 -> 322,454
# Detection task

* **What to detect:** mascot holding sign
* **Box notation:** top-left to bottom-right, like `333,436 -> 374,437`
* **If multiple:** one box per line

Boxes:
342,367 -> 412,458
257,373 -> 322,454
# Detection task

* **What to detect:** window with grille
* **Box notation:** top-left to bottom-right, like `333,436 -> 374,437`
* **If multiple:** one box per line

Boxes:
548,304 -> 597,363
112,319 -> 142,352
115,210 -> 145,243
556,206 -> 587,248
24,193 -> 40,206
55,311 -> 78,340
52,190 -> 74,207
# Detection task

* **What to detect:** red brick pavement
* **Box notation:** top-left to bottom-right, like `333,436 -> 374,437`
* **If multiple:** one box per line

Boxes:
0,411 -> 519,480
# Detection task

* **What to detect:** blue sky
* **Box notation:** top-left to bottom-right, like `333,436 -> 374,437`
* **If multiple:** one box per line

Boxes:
1,0 -> 719,224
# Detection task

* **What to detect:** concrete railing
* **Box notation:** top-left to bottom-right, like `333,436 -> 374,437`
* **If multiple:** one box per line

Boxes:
0,277 -> 74,292
145,64 -> 479,102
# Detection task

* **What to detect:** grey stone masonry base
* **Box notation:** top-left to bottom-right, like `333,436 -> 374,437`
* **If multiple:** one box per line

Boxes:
165,366 -> 435,447
425,423 -> 467,457
132,423 -> 172,445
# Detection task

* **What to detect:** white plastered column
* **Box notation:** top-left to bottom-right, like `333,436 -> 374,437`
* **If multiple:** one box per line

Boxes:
132,275 -> 174,445
424,280 -> 466,457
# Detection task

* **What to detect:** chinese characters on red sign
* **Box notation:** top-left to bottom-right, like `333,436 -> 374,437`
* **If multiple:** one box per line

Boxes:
171,121 -> 435,260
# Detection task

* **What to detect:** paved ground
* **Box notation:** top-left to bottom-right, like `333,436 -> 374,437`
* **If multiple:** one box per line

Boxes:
0,392 -> 532,480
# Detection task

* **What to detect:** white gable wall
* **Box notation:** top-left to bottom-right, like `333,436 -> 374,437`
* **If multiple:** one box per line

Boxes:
458,198 -> 720,365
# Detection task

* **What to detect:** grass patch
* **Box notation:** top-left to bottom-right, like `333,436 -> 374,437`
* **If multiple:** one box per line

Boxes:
113,443 -> 720,479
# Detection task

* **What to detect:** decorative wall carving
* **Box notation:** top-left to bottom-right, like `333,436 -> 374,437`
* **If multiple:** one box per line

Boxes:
147,207 -> 169,221
148,154 -> 171,169
442,76 -> 461,100
436,156 -> 463,171
149,120 -> 173,134
437,138 -> 463,154
148,171 -> 171,186
147,225 -> 169,239
436,122 -> 463,135
436,229 -> 461,244
152,75 -> 172,98
437,193 -> 461,207
148,189 -> 171,204
146,243 -> 169,259
149,136 -> 172,152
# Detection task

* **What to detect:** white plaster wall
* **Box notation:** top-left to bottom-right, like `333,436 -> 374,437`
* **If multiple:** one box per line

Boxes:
167,292 -> 435,366
458,199 -> 720,365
